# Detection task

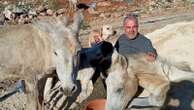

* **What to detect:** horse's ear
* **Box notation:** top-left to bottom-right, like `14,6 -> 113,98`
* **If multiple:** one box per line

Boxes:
101,41 -> 114,57
69,9 -> 84,35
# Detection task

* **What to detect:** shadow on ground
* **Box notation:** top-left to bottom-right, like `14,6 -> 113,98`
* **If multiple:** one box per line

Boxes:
162,80 -> 194,110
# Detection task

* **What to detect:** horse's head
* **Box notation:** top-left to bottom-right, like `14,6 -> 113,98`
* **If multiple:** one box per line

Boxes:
33,10 -> 83,96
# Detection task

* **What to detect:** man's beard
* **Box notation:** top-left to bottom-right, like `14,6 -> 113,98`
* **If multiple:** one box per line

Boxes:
127,33 -> 137,39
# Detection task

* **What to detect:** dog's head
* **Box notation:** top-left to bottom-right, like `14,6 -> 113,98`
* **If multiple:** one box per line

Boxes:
101,25 -> 117,40
88,25 -> 117,47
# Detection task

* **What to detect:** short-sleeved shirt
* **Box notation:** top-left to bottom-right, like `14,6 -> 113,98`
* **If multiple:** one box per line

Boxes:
114,33 -> 157,56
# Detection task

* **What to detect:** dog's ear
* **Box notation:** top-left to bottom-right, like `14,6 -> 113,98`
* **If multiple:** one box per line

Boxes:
101,41 -> 114,57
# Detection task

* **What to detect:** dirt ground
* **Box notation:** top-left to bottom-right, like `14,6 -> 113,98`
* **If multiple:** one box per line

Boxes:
1,1 -> 194,110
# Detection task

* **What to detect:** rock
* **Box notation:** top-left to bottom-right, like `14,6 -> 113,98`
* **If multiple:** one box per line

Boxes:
111,13 -> 121,19
87,8 -> 99,15
99,13 -> 106,18
99,13 -> 111,19
12,6 -> 24,14
56,8 -> 65,15
36,5 -> 46,13
18,1 -> 25,6
39,12 -> 46,16
113,0 -> 124,2
3,9 -> 13,20
28,9 -> 37,16
18,15 -> 25,24
2,1 -> 8,5
97,1 -> 112,7
46,9 -> 53,16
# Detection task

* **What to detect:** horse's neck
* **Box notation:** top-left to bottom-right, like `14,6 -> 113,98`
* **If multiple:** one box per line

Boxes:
111,49 -> 128,68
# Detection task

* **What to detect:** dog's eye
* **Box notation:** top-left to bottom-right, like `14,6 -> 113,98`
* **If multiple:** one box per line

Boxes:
107,28 -> 109,30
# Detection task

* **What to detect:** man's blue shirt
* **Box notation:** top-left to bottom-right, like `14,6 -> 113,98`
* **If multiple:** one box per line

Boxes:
115,33 -> 157,56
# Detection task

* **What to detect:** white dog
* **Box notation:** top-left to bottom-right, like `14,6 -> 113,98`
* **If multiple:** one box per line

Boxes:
101,25 -> 117,43
88,25 -> 117,47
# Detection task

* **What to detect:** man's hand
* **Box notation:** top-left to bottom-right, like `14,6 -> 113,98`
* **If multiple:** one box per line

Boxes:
146,52 -> 156,62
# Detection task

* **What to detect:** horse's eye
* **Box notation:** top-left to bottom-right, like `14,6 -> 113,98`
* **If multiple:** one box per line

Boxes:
54,51 -> 58,56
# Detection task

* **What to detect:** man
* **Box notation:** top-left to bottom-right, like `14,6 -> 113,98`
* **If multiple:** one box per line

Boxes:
111,13 -> 159,109
115,14 -> 157,61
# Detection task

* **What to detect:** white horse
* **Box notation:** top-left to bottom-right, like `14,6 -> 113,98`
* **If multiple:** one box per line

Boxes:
102,43 -> 194,110
43,41 -> 113,109
0,10 -> 83,110
147,21 -> 194,71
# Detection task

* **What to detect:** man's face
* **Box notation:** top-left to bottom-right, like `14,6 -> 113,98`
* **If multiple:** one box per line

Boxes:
124,19 -> 138,39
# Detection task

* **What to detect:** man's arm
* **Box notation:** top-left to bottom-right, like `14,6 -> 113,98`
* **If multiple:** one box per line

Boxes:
146,52 -> 157,61
146,39 -> 157,61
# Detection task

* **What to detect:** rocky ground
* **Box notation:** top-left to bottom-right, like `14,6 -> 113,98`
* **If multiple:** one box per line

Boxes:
1,0 -> 194,110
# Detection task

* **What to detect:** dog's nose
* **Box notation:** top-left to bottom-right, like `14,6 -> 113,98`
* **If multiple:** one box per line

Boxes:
113,30 -> 117,35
